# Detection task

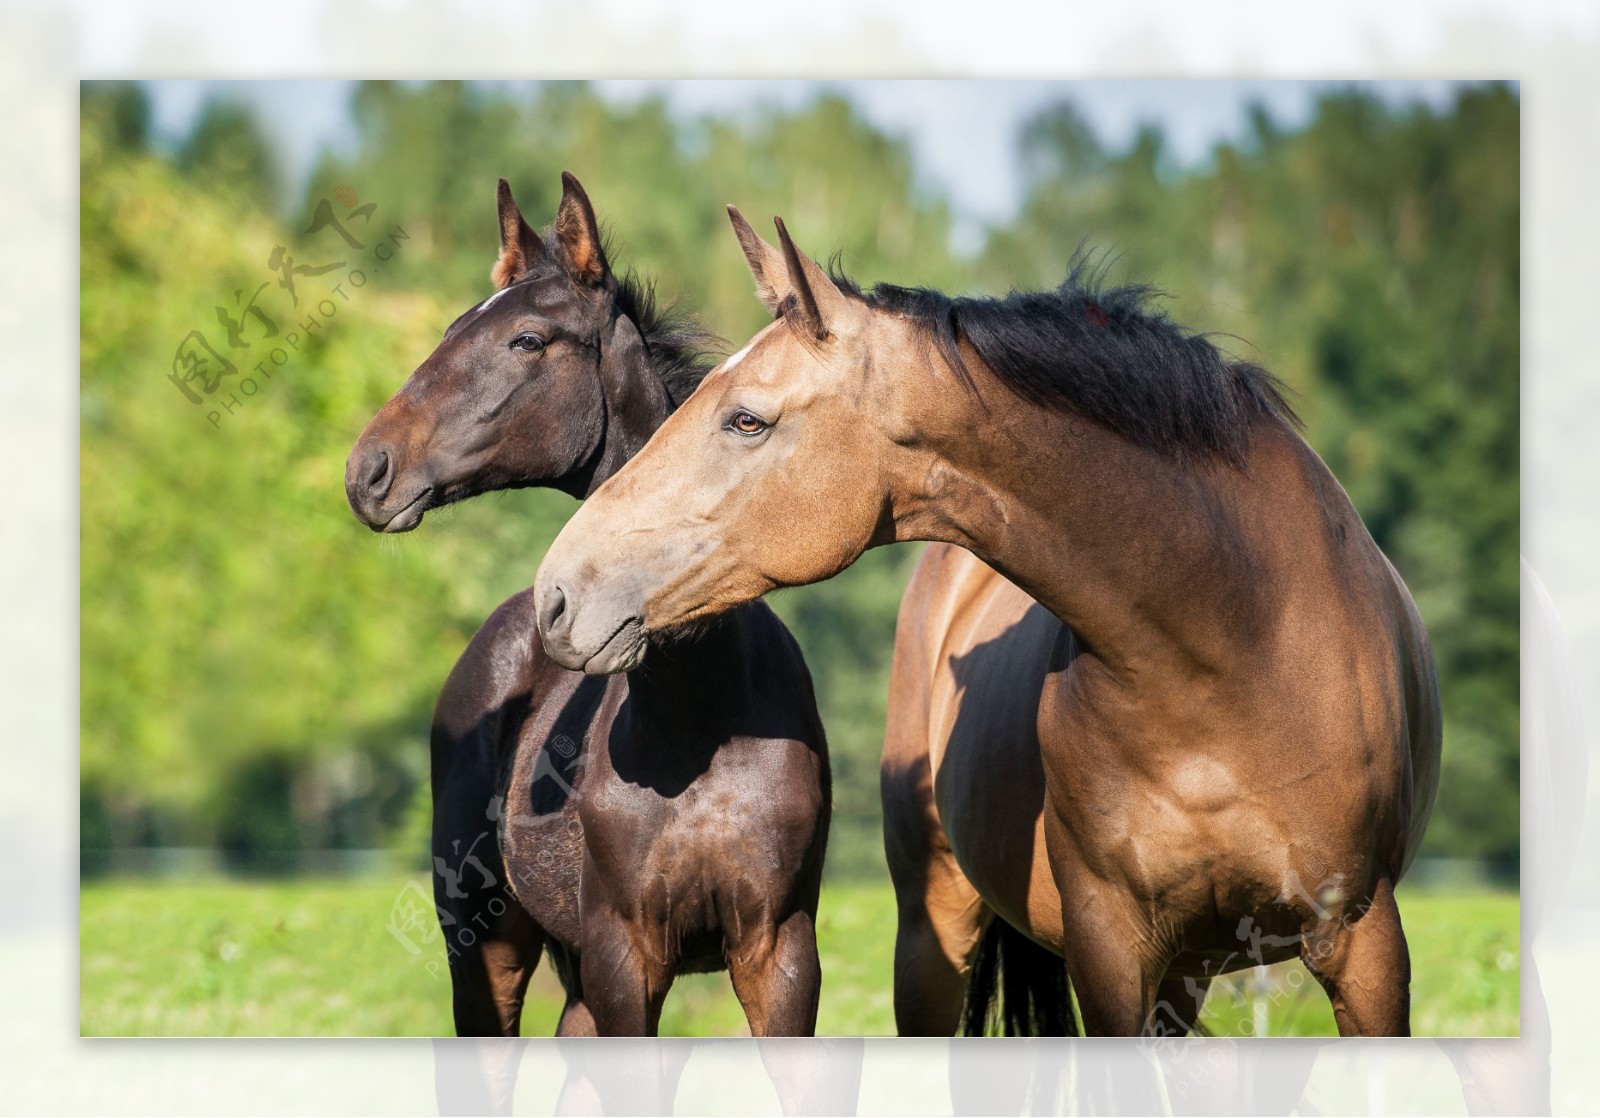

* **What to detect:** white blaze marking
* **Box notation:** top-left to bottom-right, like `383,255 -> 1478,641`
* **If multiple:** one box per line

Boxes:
722,338 -> 757,370
720,322 -> 779,371
477,285 -> 515,313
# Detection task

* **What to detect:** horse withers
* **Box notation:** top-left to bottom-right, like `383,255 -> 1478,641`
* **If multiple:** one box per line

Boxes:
532,209 -> 1441,1037
346,175 -> 830,1036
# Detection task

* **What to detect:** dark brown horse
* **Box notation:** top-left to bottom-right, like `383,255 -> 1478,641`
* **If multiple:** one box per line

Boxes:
532,209 -> 1442,1037
345,175 -> 830,1037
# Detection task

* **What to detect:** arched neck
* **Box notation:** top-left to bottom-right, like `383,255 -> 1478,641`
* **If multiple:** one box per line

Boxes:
885,354 -> 1307,690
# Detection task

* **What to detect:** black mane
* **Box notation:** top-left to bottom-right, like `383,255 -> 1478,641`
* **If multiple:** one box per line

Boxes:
533,217 -> 714,415
829,257 -> 1299,463
611,268 -> 721,410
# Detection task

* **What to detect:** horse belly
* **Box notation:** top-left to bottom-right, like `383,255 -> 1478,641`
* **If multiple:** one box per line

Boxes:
922,553 -> 1068,949
937,741 -> 1062,949
499,671 -> 620,948
501,806 -> 585,947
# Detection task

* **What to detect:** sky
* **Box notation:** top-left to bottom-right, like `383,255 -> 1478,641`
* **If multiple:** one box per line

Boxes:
142,79 -> 1482,252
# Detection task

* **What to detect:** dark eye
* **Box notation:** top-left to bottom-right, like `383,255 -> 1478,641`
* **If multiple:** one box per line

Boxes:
729,410 -> 769,437
509,333 -> 545,354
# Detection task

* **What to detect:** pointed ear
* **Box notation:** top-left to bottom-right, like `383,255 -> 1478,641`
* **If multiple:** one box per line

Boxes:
493,178 -> 546,289
772,215 -> 856,341
727,205 -> 788,314
554,171 -> 614,290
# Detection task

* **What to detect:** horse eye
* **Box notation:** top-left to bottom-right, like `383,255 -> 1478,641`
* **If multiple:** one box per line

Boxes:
510,334 -> 545,354
730,410 -> 769,436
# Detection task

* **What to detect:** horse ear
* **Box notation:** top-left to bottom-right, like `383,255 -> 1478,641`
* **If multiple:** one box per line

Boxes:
554,171 -> 614,290
772,215 -> 855,341
493,178 -> 545,289
727,205 -> 788,314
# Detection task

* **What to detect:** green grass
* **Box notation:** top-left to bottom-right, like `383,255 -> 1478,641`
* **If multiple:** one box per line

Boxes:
1197,890 -> 1520,1039
80,878 -> 1514,1037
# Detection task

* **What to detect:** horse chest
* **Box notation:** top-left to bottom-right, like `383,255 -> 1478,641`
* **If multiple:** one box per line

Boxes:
1034,710 -> 1383,949
579,735 -> 820,929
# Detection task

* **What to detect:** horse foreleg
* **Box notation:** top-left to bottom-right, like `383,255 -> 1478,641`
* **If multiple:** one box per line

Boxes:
890,877 -> 987,1035
555,997 -> 596,1037
554,1038 -> 690,1114
1058,920 -> 1165,1036
727,909 -> 822,1037
1302,876 -> 1411,1037
1153,973 -> 1212,1037
537,943 -> 597,1037
577,874 -> 673,1036
577,934 -> 671,1035
1046,826 -> 1166,1036
757,1037 -> 865,1116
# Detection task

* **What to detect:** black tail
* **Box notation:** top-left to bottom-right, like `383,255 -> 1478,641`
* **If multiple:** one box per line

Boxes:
959,918 -> 1079,1036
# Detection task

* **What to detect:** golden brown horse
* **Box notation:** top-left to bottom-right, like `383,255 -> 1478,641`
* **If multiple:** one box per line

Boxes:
532,209 -> 1442,1037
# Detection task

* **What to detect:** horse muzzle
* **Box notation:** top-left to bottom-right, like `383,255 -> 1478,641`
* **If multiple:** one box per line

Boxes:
344,437 -> 435,533
533,570 -> 649,675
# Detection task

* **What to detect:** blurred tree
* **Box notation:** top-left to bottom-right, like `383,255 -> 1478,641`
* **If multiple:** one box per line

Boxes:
81,81 -> 149,155
81,92 -> 465,866
178,98 -> 283,214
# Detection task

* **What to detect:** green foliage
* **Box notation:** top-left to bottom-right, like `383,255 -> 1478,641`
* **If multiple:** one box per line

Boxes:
78,80 -> 1519,878
82,84 -> 482,856
178,98 -> 283,213
79,81 -> 149,154
79,878 -> 1515,1036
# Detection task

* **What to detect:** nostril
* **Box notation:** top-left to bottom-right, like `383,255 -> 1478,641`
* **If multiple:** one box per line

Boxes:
538,584 -> 569,637
364,448 -> 393,497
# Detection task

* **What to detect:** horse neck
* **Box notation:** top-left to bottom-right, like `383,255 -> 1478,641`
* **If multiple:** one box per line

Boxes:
893,362 -> 1309,689
622,613 -> 744,730
575,313 -> 674,496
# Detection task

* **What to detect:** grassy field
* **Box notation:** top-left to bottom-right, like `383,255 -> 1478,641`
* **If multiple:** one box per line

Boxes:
80,878 -> 1516,1037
